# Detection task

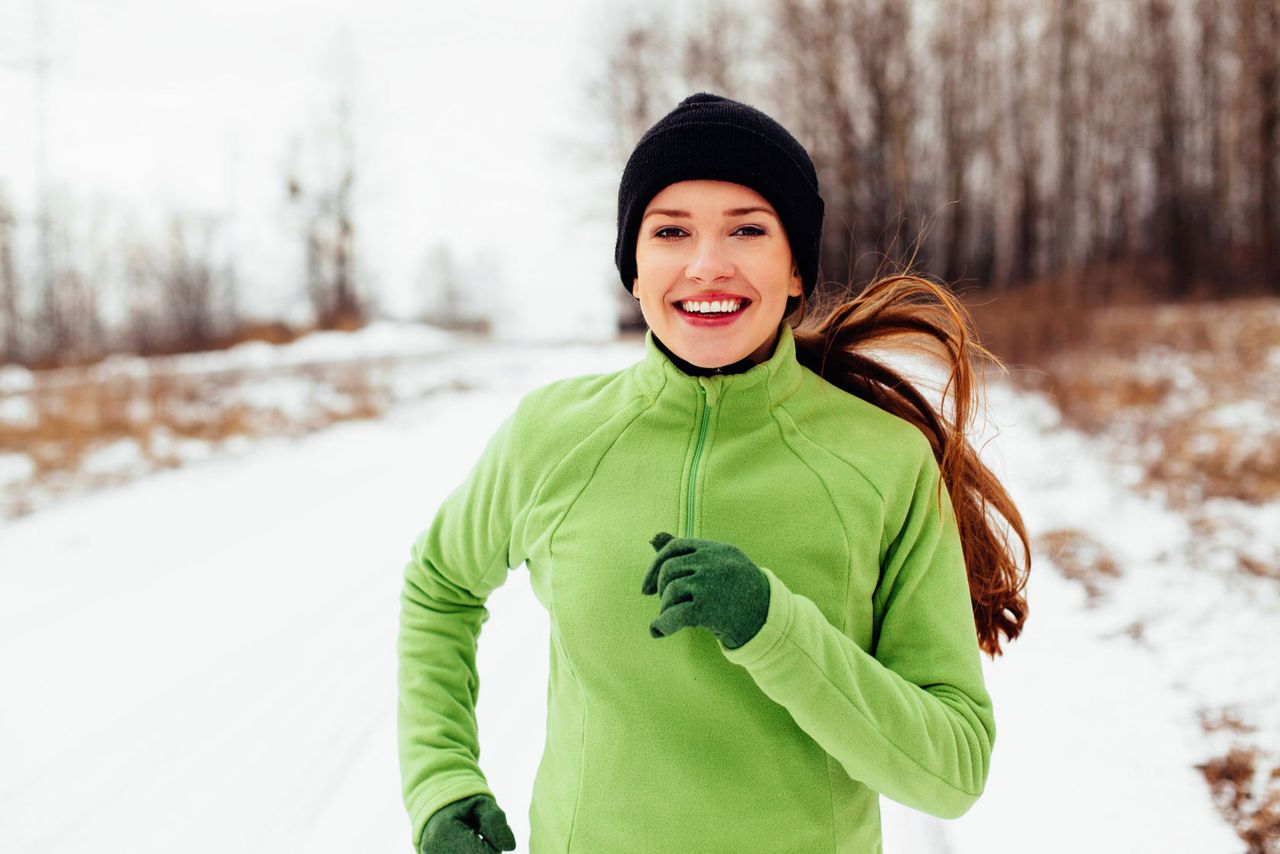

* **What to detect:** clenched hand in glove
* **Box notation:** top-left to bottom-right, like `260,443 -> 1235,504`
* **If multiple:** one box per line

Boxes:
641,532 -> 771,649
420,793 -> 516,854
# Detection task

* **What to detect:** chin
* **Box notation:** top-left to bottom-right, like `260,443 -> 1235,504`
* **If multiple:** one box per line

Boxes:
675,337 -> 752,368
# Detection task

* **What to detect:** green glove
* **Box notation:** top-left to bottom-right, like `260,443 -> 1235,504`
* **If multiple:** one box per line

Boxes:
420,793 -> 517,854
641,532 -> 770,649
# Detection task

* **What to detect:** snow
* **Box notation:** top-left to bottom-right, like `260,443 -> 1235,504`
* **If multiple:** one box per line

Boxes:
78,437 -> 145,477
0,452 -> 35,488
106,319 -> 462,380
0,393 -> 36,427
1,332 -> 1265,853
0,364 -> 34,394
1206,398 -> 1273,431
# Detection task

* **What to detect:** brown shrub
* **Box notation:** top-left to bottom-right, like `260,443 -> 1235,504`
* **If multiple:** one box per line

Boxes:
1196,743 -> 1280,854
1037,528 -> 1120,606
0,357 -> 399,519
1199,706 -> 1258,735
982,294 -> 1280,510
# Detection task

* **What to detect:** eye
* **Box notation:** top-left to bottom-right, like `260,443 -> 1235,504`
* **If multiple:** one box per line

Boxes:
735,225 -> 767,237
653,226 -> 687,240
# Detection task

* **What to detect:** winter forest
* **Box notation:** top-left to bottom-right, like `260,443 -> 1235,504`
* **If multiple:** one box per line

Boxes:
1,0 -> 1278,852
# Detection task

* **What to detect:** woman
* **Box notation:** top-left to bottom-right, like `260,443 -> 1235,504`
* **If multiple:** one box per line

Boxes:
399,92 -> 1030,853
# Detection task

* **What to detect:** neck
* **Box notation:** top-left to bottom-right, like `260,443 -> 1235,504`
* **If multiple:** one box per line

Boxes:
650,333 -> 760,377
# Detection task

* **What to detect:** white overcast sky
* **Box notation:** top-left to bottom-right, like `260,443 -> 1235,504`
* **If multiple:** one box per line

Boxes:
0,0 -> 650,341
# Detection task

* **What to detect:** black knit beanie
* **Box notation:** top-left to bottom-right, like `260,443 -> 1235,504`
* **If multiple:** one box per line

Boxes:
614,92 -> 825,298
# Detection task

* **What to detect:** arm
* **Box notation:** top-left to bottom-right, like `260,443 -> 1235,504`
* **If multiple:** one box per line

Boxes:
397,398 -> 540,850
720,441 -> 995,820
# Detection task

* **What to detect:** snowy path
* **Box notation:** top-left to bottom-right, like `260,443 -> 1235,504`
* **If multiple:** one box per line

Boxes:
0,342 -> 1249,853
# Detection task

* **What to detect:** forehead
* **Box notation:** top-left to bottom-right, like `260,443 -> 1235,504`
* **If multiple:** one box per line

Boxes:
646,180 -> 775,213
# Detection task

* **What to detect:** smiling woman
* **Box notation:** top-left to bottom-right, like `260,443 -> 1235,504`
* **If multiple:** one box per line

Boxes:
397,91 -> 1031,854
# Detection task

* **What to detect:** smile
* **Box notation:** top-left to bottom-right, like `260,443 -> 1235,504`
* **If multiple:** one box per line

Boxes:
673,296 -> 752,327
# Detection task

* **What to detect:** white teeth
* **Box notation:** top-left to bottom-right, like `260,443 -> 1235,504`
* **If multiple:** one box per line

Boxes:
680,299 -> 743,313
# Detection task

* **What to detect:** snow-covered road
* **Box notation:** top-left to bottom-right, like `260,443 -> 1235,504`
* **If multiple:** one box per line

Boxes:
1,338 -> 1256,853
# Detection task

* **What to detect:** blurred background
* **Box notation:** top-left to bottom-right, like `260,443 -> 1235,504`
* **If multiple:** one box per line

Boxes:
1,0 -> 1277,851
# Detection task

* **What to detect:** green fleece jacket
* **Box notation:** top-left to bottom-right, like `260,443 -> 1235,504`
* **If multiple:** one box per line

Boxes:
397,321 -> 995,853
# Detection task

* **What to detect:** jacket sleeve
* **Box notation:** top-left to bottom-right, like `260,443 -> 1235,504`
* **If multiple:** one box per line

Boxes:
397,395 -> 543,849
720,439 -> 996,820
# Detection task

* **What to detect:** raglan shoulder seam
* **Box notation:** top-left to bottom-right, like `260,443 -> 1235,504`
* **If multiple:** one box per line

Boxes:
472,369 -> 639,582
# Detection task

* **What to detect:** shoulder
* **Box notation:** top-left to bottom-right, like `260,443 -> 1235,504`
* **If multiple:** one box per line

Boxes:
782,368 -> 935,506
511,364 -> 638,427
512,367 -> 624,419
501,364 -> 648,459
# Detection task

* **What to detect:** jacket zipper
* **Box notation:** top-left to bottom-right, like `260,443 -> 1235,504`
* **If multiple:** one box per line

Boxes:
686,383 -> 711,537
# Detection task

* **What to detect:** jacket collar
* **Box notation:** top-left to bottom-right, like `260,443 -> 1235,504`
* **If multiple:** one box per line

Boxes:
651,332 -> 757,376
635,321 -> 806,416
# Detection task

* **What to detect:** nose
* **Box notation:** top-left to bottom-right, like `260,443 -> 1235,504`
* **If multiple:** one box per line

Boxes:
685,234 -> 735,284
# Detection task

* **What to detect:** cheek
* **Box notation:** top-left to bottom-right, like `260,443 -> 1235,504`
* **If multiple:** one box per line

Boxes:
635,248 -> 674,278
631,280 -> 663,313
633,260 -> 679,300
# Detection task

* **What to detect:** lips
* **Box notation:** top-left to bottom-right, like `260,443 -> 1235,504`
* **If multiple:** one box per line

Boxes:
673,294 -> 751,326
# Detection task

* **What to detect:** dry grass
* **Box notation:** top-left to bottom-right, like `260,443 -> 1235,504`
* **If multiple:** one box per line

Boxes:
1014,296 -> 1280,510
1194,735 -> 1280,854
1199,706 -> 1259,735
961,260 -> 1190,372
0,359 -> 397,519
1036,528 -> 1121,607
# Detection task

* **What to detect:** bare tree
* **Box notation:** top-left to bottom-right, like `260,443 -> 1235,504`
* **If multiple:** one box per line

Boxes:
1193,0 -> 1230,285
27,190 -> 112,367
122,236 -> 164,357
591,10 -> 681,167
679,0 -> 753,95
1080,0 -> 1138,278
285,89 -> 366,331
850,0 -> 918,268
935,0 -> 983,283
596,0 -> 1279,306
765,0 -> 861,291
1241,0 -> 1280,283
0,185 -> 21,364
1143,0 -> 1192,294
1049,0 -> 1084,273
417,241 -> 490,334
585,7 -> 684,329
159,214 -> 225,351
120,212 -> 233,356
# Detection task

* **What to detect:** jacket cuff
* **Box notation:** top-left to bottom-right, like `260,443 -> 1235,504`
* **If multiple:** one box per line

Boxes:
719,565 -> 793,665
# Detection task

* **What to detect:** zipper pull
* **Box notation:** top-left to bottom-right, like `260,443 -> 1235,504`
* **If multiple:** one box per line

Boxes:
698,376 -> 720,407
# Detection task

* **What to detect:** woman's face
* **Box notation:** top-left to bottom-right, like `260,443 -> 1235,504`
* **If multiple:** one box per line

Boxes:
632,180 -> 802,369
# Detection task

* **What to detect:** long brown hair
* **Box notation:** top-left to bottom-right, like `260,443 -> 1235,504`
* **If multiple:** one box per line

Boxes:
785,270 -> 1030,658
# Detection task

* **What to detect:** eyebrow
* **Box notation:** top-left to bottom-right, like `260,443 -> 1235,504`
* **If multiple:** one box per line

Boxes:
641,206 -> 778,221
